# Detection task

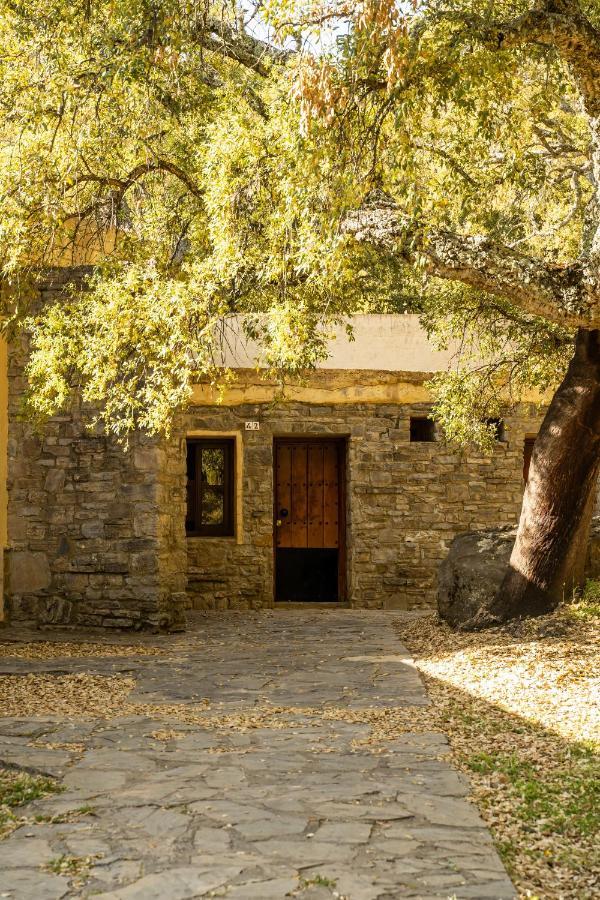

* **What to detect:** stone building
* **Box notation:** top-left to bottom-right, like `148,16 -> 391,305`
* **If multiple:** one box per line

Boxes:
0,274 -> 547,629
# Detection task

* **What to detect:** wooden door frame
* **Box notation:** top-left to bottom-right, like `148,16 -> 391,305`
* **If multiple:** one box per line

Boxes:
273,436 -> 347,604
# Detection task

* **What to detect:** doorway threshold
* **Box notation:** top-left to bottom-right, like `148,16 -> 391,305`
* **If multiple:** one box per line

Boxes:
274,602 -> 350,609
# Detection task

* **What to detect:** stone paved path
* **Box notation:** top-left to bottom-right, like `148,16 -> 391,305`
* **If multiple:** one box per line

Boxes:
0,611 -> 515,899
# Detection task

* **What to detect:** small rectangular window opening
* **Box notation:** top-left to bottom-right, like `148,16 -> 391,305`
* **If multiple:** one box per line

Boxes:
186,438 -> 235,537
523,436 -> 536,483
410,417 -> 436,443
485,418 -> 506,442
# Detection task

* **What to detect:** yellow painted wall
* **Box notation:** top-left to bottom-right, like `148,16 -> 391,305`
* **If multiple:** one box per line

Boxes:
191,369 -> 552,407
0,336 -> 7,621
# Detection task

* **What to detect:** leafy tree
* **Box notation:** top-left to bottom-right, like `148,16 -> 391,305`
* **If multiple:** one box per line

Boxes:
1,0 -> 599,624
0,0 -> 409,434
267,0 -> 600,625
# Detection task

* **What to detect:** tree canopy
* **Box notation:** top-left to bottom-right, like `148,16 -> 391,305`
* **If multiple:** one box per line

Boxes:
1,1 -> 598,444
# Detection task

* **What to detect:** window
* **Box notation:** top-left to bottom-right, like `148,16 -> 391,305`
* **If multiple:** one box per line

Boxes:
186,439 -> 235,536
523,436 -> 536,483
410,417 -> 436,442
485,418 -> 506,442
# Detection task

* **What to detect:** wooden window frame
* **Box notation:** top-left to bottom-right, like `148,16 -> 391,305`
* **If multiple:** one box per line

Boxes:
186,438 -> 235,537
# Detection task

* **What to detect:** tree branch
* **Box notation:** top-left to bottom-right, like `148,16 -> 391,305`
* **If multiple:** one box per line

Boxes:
452,0 -> 600,116
193,16 -> 291,77
343,189 -> 598,331
64,159 -> 203,223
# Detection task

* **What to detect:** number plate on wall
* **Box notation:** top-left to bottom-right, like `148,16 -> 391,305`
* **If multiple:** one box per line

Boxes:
245,421 -> 260,431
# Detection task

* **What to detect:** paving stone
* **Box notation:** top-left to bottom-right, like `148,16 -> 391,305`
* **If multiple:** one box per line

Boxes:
188,800 -> 269,824
75,750 -> 157,772
223,875 -> 299,897
204,766 -> 246,788
192,824 -> 231,852
0,749 -> 73,775
0,837 -> 54,869
0,720 -> 58,738
398,793 -> 484,828
62,768 -> 130,793
312,821 -> 373,844
456,878 -> 518,898
0,612 -> 515,900
123,805 -> 190,840
369,838 -> 421,856
88,859 -> 144,886
0,867 -> 70,899
300,866 -> 391,900
94,865 -> 244,899
251,838 -> 356,865
312,800 -> 414,821
234,816 -> 308,841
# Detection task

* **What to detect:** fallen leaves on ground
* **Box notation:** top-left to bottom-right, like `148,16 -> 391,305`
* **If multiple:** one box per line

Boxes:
0,674 -> 136,718
149,729 -> 185,742
394,609 -> 600,900
0,641 -> 165,659
0,607 -> 597,899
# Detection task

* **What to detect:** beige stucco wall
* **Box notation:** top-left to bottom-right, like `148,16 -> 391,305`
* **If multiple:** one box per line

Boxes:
216,314 -> 456,372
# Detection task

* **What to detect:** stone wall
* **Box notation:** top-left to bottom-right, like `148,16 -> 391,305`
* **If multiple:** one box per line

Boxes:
4,272 -> 185,629
2,272 -> 552,623
182,399 -> 545,611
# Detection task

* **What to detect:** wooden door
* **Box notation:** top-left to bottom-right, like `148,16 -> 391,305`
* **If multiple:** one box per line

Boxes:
275,440 -> 341,549
274,438 -> 345,602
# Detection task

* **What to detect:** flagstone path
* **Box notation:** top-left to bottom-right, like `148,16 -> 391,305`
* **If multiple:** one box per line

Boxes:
0,611 -> 515,899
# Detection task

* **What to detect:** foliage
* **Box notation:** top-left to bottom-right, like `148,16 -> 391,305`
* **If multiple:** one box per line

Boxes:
466,743 -> 600,865
267,0 -> 599,448
420,283 -> 572,450
0,768 -> 62,836
1,1 -> 597,440
45,854 -> 95,877
569,581 -> 600,619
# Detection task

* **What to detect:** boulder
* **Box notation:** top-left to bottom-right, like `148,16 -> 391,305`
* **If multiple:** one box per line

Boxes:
437,527 -> 517,630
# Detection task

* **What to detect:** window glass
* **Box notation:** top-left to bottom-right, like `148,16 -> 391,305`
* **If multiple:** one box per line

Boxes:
485,418 -> 506,442
200,448 -> 225,525
186,439 -> 234,536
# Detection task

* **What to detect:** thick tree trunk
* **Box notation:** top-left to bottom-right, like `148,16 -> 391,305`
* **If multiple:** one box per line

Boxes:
491,328 -> 600,621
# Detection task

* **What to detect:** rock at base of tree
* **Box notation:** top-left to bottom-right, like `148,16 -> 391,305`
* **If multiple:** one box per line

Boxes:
437,527 -> 518,630
439,516 -> 600,630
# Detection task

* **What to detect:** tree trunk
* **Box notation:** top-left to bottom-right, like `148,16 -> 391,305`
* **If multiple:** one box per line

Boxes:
491,328 -> 600,621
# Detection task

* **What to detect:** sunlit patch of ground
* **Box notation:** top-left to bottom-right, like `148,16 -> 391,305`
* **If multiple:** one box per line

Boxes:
395,606 -> 600,900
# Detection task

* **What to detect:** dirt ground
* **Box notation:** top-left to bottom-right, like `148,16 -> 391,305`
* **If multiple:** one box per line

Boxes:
395,605 -> 599,900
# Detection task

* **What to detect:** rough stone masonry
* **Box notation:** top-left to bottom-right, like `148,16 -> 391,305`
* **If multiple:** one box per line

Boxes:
2,271 -> 548,628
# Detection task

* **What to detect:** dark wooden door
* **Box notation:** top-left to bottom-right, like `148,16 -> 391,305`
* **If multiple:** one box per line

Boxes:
274,439 -> 345,602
